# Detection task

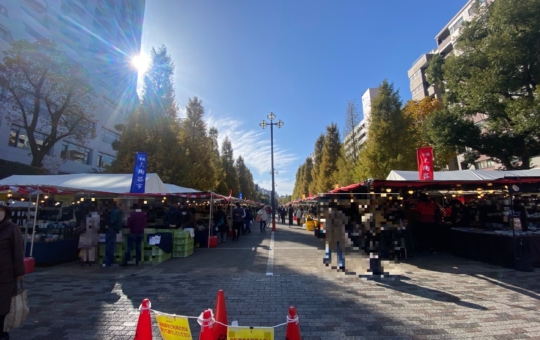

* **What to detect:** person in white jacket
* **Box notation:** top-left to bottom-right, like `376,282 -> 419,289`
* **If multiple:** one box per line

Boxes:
295,207 -> 303,227
257,207 -> 268,232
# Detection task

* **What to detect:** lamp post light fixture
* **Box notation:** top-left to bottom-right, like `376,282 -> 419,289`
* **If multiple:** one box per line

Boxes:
259,112 -> 284,232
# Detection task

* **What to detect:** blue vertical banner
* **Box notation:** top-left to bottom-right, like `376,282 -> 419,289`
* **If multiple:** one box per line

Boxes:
239,192 -> 243,200
130,152 -> 148,193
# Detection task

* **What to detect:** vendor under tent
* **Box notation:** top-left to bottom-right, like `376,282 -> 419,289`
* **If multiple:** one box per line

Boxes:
328,169 -> 540,271
0,173 -> 182,265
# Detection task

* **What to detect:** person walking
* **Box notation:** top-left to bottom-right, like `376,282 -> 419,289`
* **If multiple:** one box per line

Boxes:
296,207 -> 303,227
214,206 -> 227,243
265,205 -> 272,230
288,205 -> 294,228
244,206 -> 253,234
232,203 -> 245,241
280,206 -> 286,224
257,206 -> 267,232
0,204 -> 25,340
104,203 -> 122,267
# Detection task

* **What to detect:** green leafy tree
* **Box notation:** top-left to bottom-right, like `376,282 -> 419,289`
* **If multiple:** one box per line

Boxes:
424,0 -> 540,169
302,157 -> 313,196
0,40 -> 96,167
317,123 -> 342,192
221,136 -> 240,196
142,46 -> 178,119
292,163 -> 305,200
403,97 -> 456,170
110,45 -> 183,183
209,126 -> 226,192
332,146 -> 355,187
178,97 -> 216,190
309,134 -> 325,194
356,80 -> 416,180
236,155 -> 256,200
344,100 -> 361,162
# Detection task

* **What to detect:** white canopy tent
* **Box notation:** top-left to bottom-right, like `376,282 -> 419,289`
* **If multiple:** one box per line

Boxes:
386,169 -> 540,181
0,173 -> 170,194
164,183 -> 200,194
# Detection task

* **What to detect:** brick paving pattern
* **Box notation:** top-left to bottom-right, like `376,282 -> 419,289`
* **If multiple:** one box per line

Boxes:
11,225 -> 540,339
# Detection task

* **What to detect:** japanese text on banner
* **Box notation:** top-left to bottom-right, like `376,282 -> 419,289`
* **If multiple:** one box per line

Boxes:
156,314 -> 193,340
130,152 -> 148,193
227,326 -> 274,340
416,147 -> 434,181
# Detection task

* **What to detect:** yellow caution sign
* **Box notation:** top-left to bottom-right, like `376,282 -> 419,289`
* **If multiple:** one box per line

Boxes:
156,314 -> 193,340
227,326 -> 274,340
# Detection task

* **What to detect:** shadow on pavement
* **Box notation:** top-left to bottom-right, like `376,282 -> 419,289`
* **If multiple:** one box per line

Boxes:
13,227 -> 538,339
374,275 -> 488,311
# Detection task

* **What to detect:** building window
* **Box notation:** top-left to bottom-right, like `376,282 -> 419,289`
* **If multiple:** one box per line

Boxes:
449,17 -> 464,35
0,24 -> 13,43
97,152 -> 115,168
8,124 -> 52,155
100,128 -> 119,144
0,4 -> 8,18
412,84 -> 424,97
409,69 -> 422,82
475,159 -> 495,169
24,23 -> 46,41
24,0 -> 47,13
61,0 -> 85,17
60,141 -> 92,165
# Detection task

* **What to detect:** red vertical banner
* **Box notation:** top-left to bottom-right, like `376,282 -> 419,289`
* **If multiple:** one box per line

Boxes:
417,146 -> 434,181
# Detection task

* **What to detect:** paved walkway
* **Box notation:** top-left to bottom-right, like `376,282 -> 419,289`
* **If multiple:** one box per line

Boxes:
11,223 -> 540,339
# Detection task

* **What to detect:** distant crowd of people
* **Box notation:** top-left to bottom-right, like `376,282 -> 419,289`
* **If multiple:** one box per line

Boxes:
211,203 -> 318,243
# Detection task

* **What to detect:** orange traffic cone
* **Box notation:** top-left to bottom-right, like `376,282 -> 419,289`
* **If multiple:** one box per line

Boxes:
134,299 -> 152,340
198,309 -> 215,340
213,290 -> 228,340
285,306 -> 301,340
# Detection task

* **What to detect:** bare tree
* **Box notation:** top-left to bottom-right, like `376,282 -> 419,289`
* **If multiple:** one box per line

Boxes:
344,100 -> 360,161
0,40 -> 96,167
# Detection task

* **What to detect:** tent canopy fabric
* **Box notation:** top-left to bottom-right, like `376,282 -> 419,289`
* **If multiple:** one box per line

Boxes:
386,169 -> 540,181
164,184 -> 200,194
331,169 -> 540,193
0,173 -> 169,195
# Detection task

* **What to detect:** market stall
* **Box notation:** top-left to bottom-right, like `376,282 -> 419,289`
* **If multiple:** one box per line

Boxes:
328,169 -> 540,271
0,173 -> 176,265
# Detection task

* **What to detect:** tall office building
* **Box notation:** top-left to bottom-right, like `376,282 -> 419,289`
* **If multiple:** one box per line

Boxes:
0,0 -> 145,173
406,0 -> 501,171
408,0 -> 490,102
344,88 -> 379,159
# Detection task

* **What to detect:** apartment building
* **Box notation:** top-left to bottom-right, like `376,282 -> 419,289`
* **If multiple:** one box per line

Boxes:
0,0 -> 145,173
344,88 -> 379,159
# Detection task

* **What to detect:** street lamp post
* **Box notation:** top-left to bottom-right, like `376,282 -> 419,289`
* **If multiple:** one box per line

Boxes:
259,112 -> 284,232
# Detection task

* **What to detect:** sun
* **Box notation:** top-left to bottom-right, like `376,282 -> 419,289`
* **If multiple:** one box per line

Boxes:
131,53 -> 150,74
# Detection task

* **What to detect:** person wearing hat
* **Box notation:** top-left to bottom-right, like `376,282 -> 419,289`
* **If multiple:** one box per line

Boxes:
0,204 -> 25,340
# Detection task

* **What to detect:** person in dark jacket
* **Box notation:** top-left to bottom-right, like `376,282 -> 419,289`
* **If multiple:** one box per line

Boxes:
232,203 -> 245,241
288,205 -> 294,228
104,203 -> 122,267
0,205 -> 25,340
243,206 -> 253,234
178,205 -> 195,229
163,205 -> 179,228
214,206 -> 228,243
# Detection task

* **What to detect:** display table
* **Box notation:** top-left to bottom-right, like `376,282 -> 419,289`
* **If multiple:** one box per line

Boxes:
25,238 -> 80,265
450,228 -> 540,268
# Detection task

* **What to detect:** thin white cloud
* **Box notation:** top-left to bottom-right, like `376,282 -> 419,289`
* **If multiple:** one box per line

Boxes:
206,114 -> 299,195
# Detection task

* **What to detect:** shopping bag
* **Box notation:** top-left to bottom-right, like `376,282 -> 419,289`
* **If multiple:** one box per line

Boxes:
3,280 -> 29,332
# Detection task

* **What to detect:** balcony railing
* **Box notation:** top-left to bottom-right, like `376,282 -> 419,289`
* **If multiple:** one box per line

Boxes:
438,35 -> 452,48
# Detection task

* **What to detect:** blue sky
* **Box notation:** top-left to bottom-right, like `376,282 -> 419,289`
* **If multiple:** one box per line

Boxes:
139,0 -> 467,195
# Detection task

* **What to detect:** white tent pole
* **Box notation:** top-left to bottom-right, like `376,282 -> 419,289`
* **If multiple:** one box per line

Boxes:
30,193 -> 40,257
23,193 -> 31,255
